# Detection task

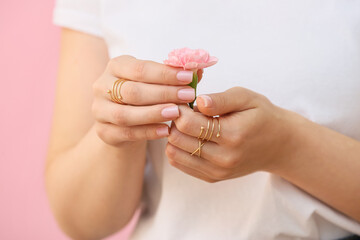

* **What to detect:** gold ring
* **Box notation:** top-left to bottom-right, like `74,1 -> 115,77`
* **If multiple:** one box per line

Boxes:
197,126 -> 204,139
207,117 -> 215,141
201,119 -> 211,141
214,116 -> 221,138
190,116 -> 221,157
191,117 -> 215,157
107,79 -> 127,104
191,139 -> 205,157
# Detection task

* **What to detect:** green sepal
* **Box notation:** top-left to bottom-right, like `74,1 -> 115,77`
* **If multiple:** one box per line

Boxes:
188,71 -> 198,109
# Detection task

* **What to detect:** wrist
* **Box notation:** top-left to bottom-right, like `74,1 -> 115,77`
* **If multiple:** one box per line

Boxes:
265,107 -> 314,176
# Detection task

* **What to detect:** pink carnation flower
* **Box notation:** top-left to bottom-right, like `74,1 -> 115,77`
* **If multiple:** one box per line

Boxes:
163,47 -> 218,70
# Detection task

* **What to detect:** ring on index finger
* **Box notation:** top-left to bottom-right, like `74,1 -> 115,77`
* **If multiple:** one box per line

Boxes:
107,79 -> 127,104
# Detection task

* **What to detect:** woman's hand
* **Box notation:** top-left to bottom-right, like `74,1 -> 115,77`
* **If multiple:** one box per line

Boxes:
166,87 -> 296,182
91,55 -> 203,146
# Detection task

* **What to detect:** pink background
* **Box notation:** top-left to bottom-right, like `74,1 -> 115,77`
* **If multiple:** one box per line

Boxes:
0,0 -> 136,239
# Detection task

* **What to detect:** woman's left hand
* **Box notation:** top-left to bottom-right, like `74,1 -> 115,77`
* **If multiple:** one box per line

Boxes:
166,86 -> 297,183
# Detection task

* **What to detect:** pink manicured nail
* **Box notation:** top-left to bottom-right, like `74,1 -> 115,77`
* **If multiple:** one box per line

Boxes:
197,95 -> 213,107
161,106 -> 179,119
178,88 -> 195,101
176,71 -> 193,83
156,127 -> 169,137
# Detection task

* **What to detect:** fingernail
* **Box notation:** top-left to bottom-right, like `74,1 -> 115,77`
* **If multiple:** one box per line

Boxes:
176,71 -> 193,83
178,88 -> 195,101
197,95 -> 212,107
161,105 -> 179,119
156,126 -> 169,137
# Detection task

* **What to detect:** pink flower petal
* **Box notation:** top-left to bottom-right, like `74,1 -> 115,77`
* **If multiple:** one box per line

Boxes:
184,62 -> 199,70
163,47 -> 218,70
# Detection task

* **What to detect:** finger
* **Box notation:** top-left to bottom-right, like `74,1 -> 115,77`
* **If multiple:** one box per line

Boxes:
95,122 -> 170,145
104,80 -> 195,105
173,105 -> 224,143
93,100 -> 180,126
168,124 -> 223,165
168,155 -> 218,183
196,87 -> 260,116
193,104 -> 200,112
107,55 -> 194,85
165,143 -> 230,181
169,125 -> 240,169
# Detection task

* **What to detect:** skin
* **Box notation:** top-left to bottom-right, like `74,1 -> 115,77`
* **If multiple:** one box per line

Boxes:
45,28 -> 202,239
166,87 -> 360,223
47,28 -> 360,239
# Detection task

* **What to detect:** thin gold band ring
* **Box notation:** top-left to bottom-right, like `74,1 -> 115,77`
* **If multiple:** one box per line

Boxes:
107,79 -> 127,104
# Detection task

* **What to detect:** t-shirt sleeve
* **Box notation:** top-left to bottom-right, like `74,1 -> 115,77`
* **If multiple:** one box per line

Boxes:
53,0 -> 103,37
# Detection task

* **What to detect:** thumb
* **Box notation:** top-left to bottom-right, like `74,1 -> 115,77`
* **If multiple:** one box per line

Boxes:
196,87 -> 259,116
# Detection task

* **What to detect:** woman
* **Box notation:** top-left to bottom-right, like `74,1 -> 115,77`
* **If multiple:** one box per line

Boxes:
45,0 -> 360,239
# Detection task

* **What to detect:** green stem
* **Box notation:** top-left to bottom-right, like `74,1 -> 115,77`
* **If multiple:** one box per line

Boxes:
188,71 -> 198,109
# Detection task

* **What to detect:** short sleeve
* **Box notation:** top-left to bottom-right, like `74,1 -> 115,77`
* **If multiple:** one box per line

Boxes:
53,0 -> 103,37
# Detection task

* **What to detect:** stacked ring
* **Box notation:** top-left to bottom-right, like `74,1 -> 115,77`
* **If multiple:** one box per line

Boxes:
214,116 -> 221,138
191,116 -> 218,157
107,79 -> 127,104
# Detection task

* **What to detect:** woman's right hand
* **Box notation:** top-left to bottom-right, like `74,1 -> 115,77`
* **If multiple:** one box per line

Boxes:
91,55 -> 202,146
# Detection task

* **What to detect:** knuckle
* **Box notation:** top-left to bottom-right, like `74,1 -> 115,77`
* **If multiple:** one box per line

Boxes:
144,127 -> 155,140
106,134 -> 120,146
121,127 -> 136,141
159,87 -> 171,102
116,55 -> 132,62
231,86 -> 254,104
168,158 -> 177,167
168,130 -> 182,145
91,101 -> 99,118
230,86 -> 245,95
107,55 -> 134,74
146,110 -> 160,123
94,123 -> 106,140
161,66 -> 172,84
165,144 -> 177,160
230,86 -> 251,103
92,81 -> 99,95
112,109 -> 127,126
95,124 -> 117,145
225,132 -> 244,147
218,154 -> 238,169
218,95 -> 227,107
110,55 -> 132,65
123,82 -> 139,103
257,94 -> 271,105
107,58 -> 118,71
175,116 -> 192,134
226,136 -> 238,147
233,86 -> 243,91
133,60 -> 146,81
212,169 -> 230,180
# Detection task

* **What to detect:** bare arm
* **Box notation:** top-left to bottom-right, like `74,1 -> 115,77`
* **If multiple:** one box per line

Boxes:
45,28 -> 198,239
45,29 -> 147,239
167,87 -> 360,222
273,109 -> 360,222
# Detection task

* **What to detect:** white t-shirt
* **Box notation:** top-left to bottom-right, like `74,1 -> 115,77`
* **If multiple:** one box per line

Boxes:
53,1 -> 360,239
